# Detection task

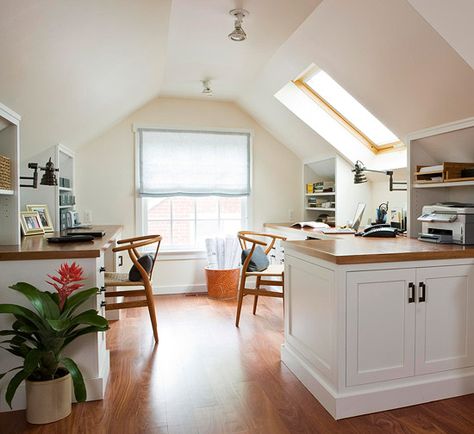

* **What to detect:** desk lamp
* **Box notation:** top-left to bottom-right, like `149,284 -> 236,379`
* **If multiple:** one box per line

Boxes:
352,160 -> 406,191
20,158 -> 59,188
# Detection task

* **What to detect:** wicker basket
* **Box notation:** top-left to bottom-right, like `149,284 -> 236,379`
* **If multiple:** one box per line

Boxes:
0,155 -> 12,191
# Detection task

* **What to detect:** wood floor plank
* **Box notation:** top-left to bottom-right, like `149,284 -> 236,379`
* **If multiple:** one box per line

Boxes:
1,294 -> 473,433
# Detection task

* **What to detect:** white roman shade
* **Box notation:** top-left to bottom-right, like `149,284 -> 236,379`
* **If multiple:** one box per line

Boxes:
138,128 -> 251,197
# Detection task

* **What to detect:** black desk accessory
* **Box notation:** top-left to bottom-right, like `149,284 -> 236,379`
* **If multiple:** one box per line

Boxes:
66,231 -> 105,238
47,235 -> 95,243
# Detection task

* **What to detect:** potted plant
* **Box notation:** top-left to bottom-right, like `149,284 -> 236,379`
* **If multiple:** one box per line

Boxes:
0,262 -> 109,424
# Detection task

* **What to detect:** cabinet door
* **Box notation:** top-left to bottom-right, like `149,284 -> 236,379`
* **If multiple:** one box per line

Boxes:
415,265 -> 474,375
347,269 -> 416,386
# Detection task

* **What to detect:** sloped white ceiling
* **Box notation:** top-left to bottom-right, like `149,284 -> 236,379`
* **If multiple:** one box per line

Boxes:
408,0 -> 474,70
1,0 -> 473,167
160,0 -> 320,99
0,0 -> 171,159
238,0 -> 474,165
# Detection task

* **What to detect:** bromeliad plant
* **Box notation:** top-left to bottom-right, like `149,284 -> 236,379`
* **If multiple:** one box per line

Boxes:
0,262 -> 109,408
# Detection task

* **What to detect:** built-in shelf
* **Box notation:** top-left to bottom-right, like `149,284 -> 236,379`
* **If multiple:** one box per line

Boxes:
414,180 -> 474,189
306,207 -> 336,211
0,189 -> 14,196
59,205 -> 74,209
59,186 -> 72,192
305,192 -> 335,196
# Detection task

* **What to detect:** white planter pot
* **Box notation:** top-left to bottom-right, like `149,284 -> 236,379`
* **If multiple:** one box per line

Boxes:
26,373 -> 72,424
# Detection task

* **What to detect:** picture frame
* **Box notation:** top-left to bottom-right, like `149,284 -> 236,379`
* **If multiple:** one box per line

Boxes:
26,204 -> 54,233
19,211 -> 45,236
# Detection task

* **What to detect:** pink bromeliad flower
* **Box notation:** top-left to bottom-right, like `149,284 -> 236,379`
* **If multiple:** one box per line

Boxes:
47,262 -> 85,309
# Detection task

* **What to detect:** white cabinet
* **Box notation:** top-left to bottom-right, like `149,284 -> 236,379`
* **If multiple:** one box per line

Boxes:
347,269 -> 416,386
347,265 -> 474,386
415,265 -> 474,375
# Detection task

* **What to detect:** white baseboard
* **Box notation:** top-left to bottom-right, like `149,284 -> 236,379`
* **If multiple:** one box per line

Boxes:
281,343 -> 474,420
153,283 -> 207,295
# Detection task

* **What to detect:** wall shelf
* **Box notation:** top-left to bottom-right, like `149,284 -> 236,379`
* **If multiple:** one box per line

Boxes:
407,117 -> 474,237
306,207 -> 336,211
414,180 -> 474,189
305,192 -> 335,196
0,189 -> 14,196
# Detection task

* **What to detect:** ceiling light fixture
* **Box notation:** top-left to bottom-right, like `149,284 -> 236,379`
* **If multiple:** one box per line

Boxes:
228,8 -> 249,42
202,80 -> 212,96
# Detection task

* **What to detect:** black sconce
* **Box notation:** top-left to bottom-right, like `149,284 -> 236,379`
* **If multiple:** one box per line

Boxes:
352,160 -> 407,191
20,158 -> 59,188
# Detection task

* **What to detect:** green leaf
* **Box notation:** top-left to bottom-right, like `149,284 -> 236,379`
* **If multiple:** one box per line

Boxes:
62,325 -> 106,349
10,283 -> 60,319
5,350 -> 41,408
60,288 -> 99,318
0,304 -> 47,331
5,369 -> 28,408
68,310 -> 108,329
46,318 -> 71,332
0,366 -> 21,380
0,330 -> 39,344
61,357 -> 86,402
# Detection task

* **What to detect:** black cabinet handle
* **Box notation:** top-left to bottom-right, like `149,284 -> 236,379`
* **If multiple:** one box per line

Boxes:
118,255 -> 123,267
99,266 -> 105,273
408,282 -> 415,303
100,301 -> 107,308
419,282 -> 426,303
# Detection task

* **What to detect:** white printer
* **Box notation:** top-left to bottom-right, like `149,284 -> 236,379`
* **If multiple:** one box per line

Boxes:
418,202 -> 474,244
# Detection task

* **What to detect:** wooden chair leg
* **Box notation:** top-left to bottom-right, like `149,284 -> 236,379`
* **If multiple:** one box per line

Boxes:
144,282 -> 159,343
253,276 -> 261,315
235,274 -> 246,327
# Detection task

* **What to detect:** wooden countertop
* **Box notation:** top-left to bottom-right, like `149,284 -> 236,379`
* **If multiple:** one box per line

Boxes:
0,225 -> 123,261
284,236 -> 474,264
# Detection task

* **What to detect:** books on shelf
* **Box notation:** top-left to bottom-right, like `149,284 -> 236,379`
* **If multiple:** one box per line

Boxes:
306,181 -> 335,194
291,221 -> 330,229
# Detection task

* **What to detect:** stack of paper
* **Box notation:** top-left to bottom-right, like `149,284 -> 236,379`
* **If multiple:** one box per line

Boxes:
205,236 -> 241,269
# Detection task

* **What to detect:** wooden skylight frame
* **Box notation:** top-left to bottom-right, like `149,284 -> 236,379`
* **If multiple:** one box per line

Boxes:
293,69 -> 403,155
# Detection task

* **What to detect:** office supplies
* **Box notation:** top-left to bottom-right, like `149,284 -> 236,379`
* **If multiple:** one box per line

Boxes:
417,203 -> 474,244
291,221 -> 330,229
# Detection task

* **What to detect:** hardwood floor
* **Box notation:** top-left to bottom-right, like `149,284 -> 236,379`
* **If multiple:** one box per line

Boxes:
1,294 -> 474,433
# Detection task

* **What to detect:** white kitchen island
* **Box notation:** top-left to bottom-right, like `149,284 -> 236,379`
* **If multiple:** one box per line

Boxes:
0,225 -> 122,412
282,235 -> 474,419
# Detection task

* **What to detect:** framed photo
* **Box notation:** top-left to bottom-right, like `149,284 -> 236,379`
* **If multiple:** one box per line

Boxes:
26,204 -> 54,232
20,211 -> 45,236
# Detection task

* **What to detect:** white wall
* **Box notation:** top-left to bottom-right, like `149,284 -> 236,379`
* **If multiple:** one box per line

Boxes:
76,97 -> 302,293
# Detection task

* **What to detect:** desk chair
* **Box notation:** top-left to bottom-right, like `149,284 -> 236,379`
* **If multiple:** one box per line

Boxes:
104,235 -> 161,342
236,231 -> 287,327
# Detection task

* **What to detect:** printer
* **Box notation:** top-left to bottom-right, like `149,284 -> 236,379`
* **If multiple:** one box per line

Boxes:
418,202 -> 474,244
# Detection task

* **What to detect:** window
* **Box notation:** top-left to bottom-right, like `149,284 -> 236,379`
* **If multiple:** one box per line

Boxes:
292,67 -> 402,153
137,128 -> 250,251
143,196 -> 246,250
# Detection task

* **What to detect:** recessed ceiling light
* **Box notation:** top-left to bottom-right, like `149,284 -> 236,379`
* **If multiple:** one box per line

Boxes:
228,9 -> 249,42
202,80 -> 212,96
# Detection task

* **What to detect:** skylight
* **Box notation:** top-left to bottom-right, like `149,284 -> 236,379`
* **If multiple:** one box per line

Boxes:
305,71 -> 399,147
290,68 -> 402,154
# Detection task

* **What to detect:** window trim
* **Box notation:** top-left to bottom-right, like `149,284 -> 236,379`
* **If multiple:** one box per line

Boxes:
293,69 -> 402,154
134,125 -> 253,255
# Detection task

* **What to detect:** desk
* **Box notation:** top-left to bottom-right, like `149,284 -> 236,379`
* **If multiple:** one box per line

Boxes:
0,225 -> 122,412
281,233 -> 474,419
